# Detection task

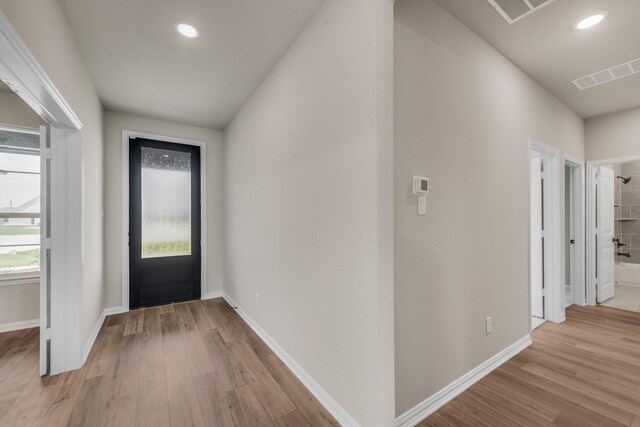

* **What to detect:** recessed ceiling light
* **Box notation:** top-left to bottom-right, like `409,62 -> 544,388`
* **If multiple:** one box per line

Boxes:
176,21 -> 198,38
576,12 -> 607,30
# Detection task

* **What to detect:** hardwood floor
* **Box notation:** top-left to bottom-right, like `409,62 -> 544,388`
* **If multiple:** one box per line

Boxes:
6,303 -> 640,426
0,298 -> 338,426
420,305 -> 640,427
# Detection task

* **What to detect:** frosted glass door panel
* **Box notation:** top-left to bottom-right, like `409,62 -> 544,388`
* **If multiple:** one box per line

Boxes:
141,147 -> 191,258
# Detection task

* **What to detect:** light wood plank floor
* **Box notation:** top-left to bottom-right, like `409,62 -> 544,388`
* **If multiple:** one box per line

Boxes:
421,305 -> 640,426
0,298 -> 338,426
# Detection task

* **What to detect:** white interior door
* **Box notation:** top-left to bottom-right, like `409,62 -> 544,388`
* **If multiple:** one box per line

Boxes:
565,165 -> 574,307
39,125 -> 50,376
597,166 -> 615,303
530,155 -> 544,319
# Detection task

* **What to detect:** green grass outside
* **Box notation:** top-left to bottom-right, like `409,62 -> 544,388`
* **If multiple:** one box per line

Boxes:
0,226 -> 40,236
142,240 -> 191,257
0,248 -> 40,270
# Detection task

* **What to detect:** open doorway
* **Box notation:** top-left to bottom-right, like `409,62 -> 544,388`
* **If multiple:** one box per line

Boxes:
587,158 -> 640,312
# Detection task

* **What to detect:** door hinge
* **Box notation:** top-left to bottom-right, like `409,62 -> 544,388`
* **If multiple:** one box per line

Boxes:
43,328 -> 51,340
541,289 -> 546,297
42,238 -> 52,250
42,148 -> 52,160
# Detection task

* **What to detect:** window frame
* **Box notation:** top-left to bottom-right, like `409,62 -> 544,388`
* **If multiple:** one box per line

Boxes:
0,124 -> 41,283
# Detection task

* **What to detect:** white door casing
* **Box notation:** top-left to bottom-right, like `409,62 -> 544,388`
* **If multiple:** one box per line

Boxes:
39,125 -> 50,376
596,166 -> 615,303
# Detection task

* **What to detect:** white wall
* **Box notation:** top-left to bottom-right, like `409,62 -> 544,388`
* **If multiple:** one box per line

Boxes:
0,283 -> 39,326
103,110 -> 224,307
586,106 -> 640,161
394,0 -> 585,416
0,91 -> 45,327
223,0 -> 394,425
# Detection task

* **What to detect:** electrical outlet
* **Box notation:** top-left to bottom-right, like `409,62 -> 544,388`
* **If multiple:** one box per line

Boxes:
485,316 -> 492,335
256,292 -> 260,305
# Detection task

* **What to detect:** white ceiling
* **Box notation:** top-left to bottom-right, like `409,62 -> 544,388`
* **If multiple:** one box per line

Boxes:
59,0 -> 323,129
434,0 -> 640,119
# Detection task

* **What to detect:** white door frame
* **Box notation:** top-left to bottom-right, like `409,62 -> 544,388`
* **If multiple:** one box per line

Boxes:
564,155 -> 586,308
586,155 -> 640,305
121,130 -> 207,311
0,10 -> 84,374
529,139 -> 563,327
39,125 -> 49,376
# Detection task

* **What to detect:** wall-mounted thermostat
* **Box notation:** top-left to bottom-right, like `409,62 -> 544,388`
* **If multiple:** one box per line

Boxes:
413,176 -> 429,196
412,176 -> 429,216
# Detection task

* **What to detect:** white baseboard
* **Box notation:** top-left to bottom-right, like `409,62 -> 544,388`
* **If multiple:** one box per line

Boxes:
83,306 -> 128,363
395,334 -> 532,427
222,293 -> 360,427
0,318 -> 39,333
202,291 -> 223,300
105,306 -> 128,316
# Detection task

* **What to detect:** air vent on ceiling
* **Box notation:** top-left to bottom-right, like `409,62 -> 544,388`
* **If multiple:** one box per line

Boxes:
573,58 -> 640,90
486,0 -> 557,24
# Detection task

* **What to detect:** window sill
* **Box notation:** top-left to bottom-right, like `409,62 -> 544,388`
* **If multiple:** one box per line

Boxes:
0,274 -> 40,287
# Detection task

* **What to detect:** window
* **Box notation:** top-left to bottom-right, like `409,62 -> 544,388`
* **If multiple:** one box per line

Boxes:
141,146 -> 192,258
0,128 -> 40,277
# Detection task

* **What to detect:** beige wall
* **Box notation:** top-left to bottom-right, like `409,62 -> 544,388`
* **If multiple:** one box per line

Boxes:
103,110 -> 224,308
0,283 -> 39,325
223,0 -> 394,425
0,0 -> 104,347
586,106 -> 640,161
394,0 -> 584,415
0,91 -> 44,129
0,90 -> 44,326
